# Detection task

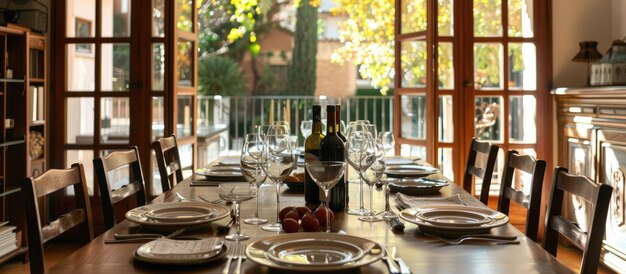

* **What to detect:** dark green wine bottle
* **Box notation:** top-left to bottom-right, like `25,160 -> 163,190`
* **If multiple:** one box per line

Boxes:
320,105 -> 346,211
304,105 -> 324,205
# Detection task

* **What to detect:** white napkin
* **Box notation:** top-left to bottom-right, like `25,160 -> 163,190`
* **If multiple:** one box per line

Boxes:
395,193 -> 467,209
150,237 -> 223,255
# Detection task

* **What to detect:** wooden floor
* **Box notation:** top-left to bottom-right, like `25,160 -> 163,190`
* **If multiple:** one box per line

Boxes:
0,242 -> 617,274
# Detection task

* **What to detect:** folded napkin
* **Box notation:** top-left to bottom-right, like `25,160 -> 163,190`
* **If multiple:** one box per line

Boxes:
394,193 -> 467,209
150,237 -> 223,255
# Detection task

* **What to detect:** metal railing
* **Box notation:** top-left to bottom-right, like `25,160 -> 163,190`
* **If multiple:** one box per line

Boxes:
197,95 -> 395,151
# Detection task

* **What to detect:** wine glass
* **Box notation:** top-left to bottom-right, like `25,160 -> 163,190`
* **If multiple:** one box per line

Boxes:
359,139 -> 385,222
305,161 -> 346,233
218,183 -> 256,241
241,136 -> 268,225
258,124 -> 272,144
379,131 -> 395,155
300,120 -> 313,139
261,132 -> 296,232
345,126 -> 374,216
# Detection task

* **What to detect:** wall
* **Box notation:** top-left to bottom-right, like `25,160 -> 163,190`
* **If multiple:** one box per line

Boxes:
552,0 -> 625,88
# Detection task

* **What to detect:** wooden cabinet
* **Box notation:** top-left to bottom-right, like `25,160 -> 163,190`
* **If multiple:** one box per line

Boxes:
554,86 -> 626,273
0,25 -> 46,264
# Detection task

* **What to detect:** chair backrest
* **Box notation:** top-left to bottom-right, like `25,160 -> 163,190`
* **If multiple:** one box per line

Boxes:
93,146 -> 147,230
497,150 -> 546,242
22,163 -> 94,274
463,138 -> 499,205
543,167 -> 612,274
152,135 -> 184,192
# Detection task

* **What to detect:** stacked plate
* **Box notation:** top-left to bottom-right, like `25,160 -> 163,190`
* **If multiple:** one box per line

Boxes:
125,202 -> 230,230
134,237 -> 226,265
399,205 -> 509,236
384,165 -> 438,178
387,178 -> 449,195
246,233 -> 383,271
196,166 -> 244,182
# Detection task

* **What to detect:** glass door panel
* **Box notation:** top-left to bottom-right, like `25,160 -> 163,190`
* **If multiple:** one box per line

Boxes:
101,97 -> 130,144
101,43 -> 131,91
438,95 -> 454,142
400,41 -> 427,88
474,43 -> 503,90
474,96 -> 503,142
508,43 -> 537,90
152,43 -> 165,91
102,0 -> 131,37
177,40 -> 194,87
438,43 -> 454,90
438,0 -> 454,36
66,97 -> 95,144
400,95 -> 427,140
401,0 -> 427,34
508,0 -> 534,37
473,0 -> 503,37
66,44 -> 95,92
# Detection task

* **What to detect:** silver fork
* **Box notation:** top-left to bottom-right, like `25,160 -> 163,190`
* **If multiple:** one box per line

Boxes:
426,233 -> 519,245
222,243 -> 240,274
234,243 -> 246,274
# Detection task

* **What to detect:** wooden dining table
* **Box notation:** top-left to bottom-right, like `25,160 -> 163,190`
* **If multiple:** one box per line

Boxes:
50,162 -> 573,274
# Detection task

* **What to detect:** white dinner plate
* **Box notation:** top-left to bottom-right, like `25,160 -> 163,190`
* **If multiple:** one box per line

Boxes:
196,167 -> 244,182
388,178 -> 449,195
125,202 -> 230,229
400,205 -> 509,235
134,237 -> 225,265
246,233 -> 383,272
144,206 -> 216,222
266,238 -> 364,266
385,165 -> 439,178
415,208 -> 492,227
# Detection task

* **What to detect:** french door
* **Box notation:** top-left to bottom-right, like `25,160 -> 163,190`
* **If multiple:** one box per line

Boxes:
52,0 -> 199,230
394,0 -> 551,199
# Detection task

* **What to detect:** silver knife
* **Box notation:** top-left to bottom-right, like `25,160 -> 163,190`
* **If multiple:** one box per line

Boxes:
392,247 -> 411,274
384,247 -> 401,274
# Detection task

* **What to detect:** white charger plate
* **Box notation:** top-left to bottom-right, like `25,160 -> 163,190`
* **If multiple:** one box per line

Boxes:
125,201 -> 229,229
134,237 -> 225,265
144,206 -> 216,223
385,165 -> 439,178
400,205 -> 509,235
246,233 -> 383,272
388,178 -> 449,195
415,208 -> 492,227
266,238 -> 364,266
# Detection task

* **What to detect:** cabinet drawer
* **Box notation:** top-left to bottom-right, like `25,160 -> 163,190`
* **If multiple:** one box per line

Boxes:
30,161 -> 45,178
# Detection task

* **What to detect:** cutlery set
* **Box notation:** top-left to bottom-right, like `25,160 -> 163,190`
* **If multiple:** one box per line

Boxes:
384,247 -> 411,274
424,233 -> 519,245
222,243 -> 245,274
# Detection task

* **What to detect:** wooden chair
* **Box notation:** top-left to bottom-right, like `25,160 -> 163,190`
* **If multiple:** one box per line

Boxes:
463,138 -> 499,205
94,146 -> 147,230
543,167 -> 612,274
22,163 -> 94,274
152,135 -> 184,192
497,150 -> 546,242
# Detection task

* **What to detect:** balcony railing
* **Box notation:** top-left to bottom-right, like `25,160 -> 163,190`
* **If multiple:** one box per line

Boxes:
197,95 -> 395,157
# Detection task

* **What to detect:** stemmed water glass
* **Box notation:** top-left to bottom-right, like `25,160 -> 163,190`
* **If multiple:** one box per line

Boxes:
305,161 -> 346,233
241,134 -> 268,225
260,131 -> 296,232
218,183 -> 256,241
379,131 -> 395,155
300,120 -> 313,139
359,139 -> 386,222
345,122 -> 375,216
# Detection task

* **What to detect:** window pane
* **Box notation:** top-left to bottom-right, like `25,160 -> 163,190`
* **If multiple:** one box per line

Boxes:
66,98 -> 94,144
474,43 -> 503,90
177,95 -> 194,137
400,144 -> 426,160
438,0 -> 454,36
400,94 -> 426,140
177,0 -> 194,32
67,44 -> 95,91
66,150 -> 95,195
438,42 -> 454,89
177,40 -> 194,87
101,43 -> 130,91
474,0 -> 502,37
438,95 -> 454,142
101,97 -> 130,144
178,143 -> 194,177
153,0 -> 165,37
401,41 -> 427,88
401,0 -> 427,34
153,43 -> 165,91
508,0 -> 534,37
102,0 -> 131,37
438,147 -> 454,181
152,96 -> 165,140
508,43 -> 536,90
474,96 -> 503,142
67,0 -> 95,37
509,95 -> 536,143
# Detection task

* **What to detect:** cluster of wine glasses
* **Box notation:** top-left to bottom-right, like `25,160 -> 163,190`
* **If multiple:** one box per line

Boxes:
344,120 -> 395,222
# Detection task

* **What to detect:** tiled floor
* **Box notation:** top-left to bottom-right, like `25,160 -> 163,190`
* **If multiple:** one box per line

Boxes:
0,242 -> 617,273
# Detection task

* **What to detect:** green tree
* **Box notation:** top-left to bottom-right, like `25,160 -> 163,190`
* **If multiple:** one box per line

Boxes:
198,56 -> 247,95
287,0 -> 319,95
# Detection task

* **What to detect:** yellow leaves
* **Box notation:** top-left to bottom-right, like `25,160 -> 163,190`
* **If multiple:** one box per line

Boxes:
227,28 -> 244,42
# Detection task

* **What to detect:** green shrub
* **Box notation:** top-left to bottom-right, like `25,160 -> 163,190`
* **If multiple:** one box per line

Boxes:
198,56 -> 247,95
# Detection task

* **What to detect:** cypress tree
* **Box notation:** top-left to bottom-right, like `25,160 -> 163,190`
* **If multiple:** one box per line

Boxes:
288,0 -> 318,95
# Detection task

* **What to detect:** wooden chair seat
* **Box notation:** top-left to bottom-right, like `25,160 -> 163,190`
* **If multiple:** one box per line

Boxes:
152,135 -> 184,192
497,150 -> 546,242
543,167 -> 613,274
463,138 -> 499,205
94,146 -> 147,230
22,163 -> 94,274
